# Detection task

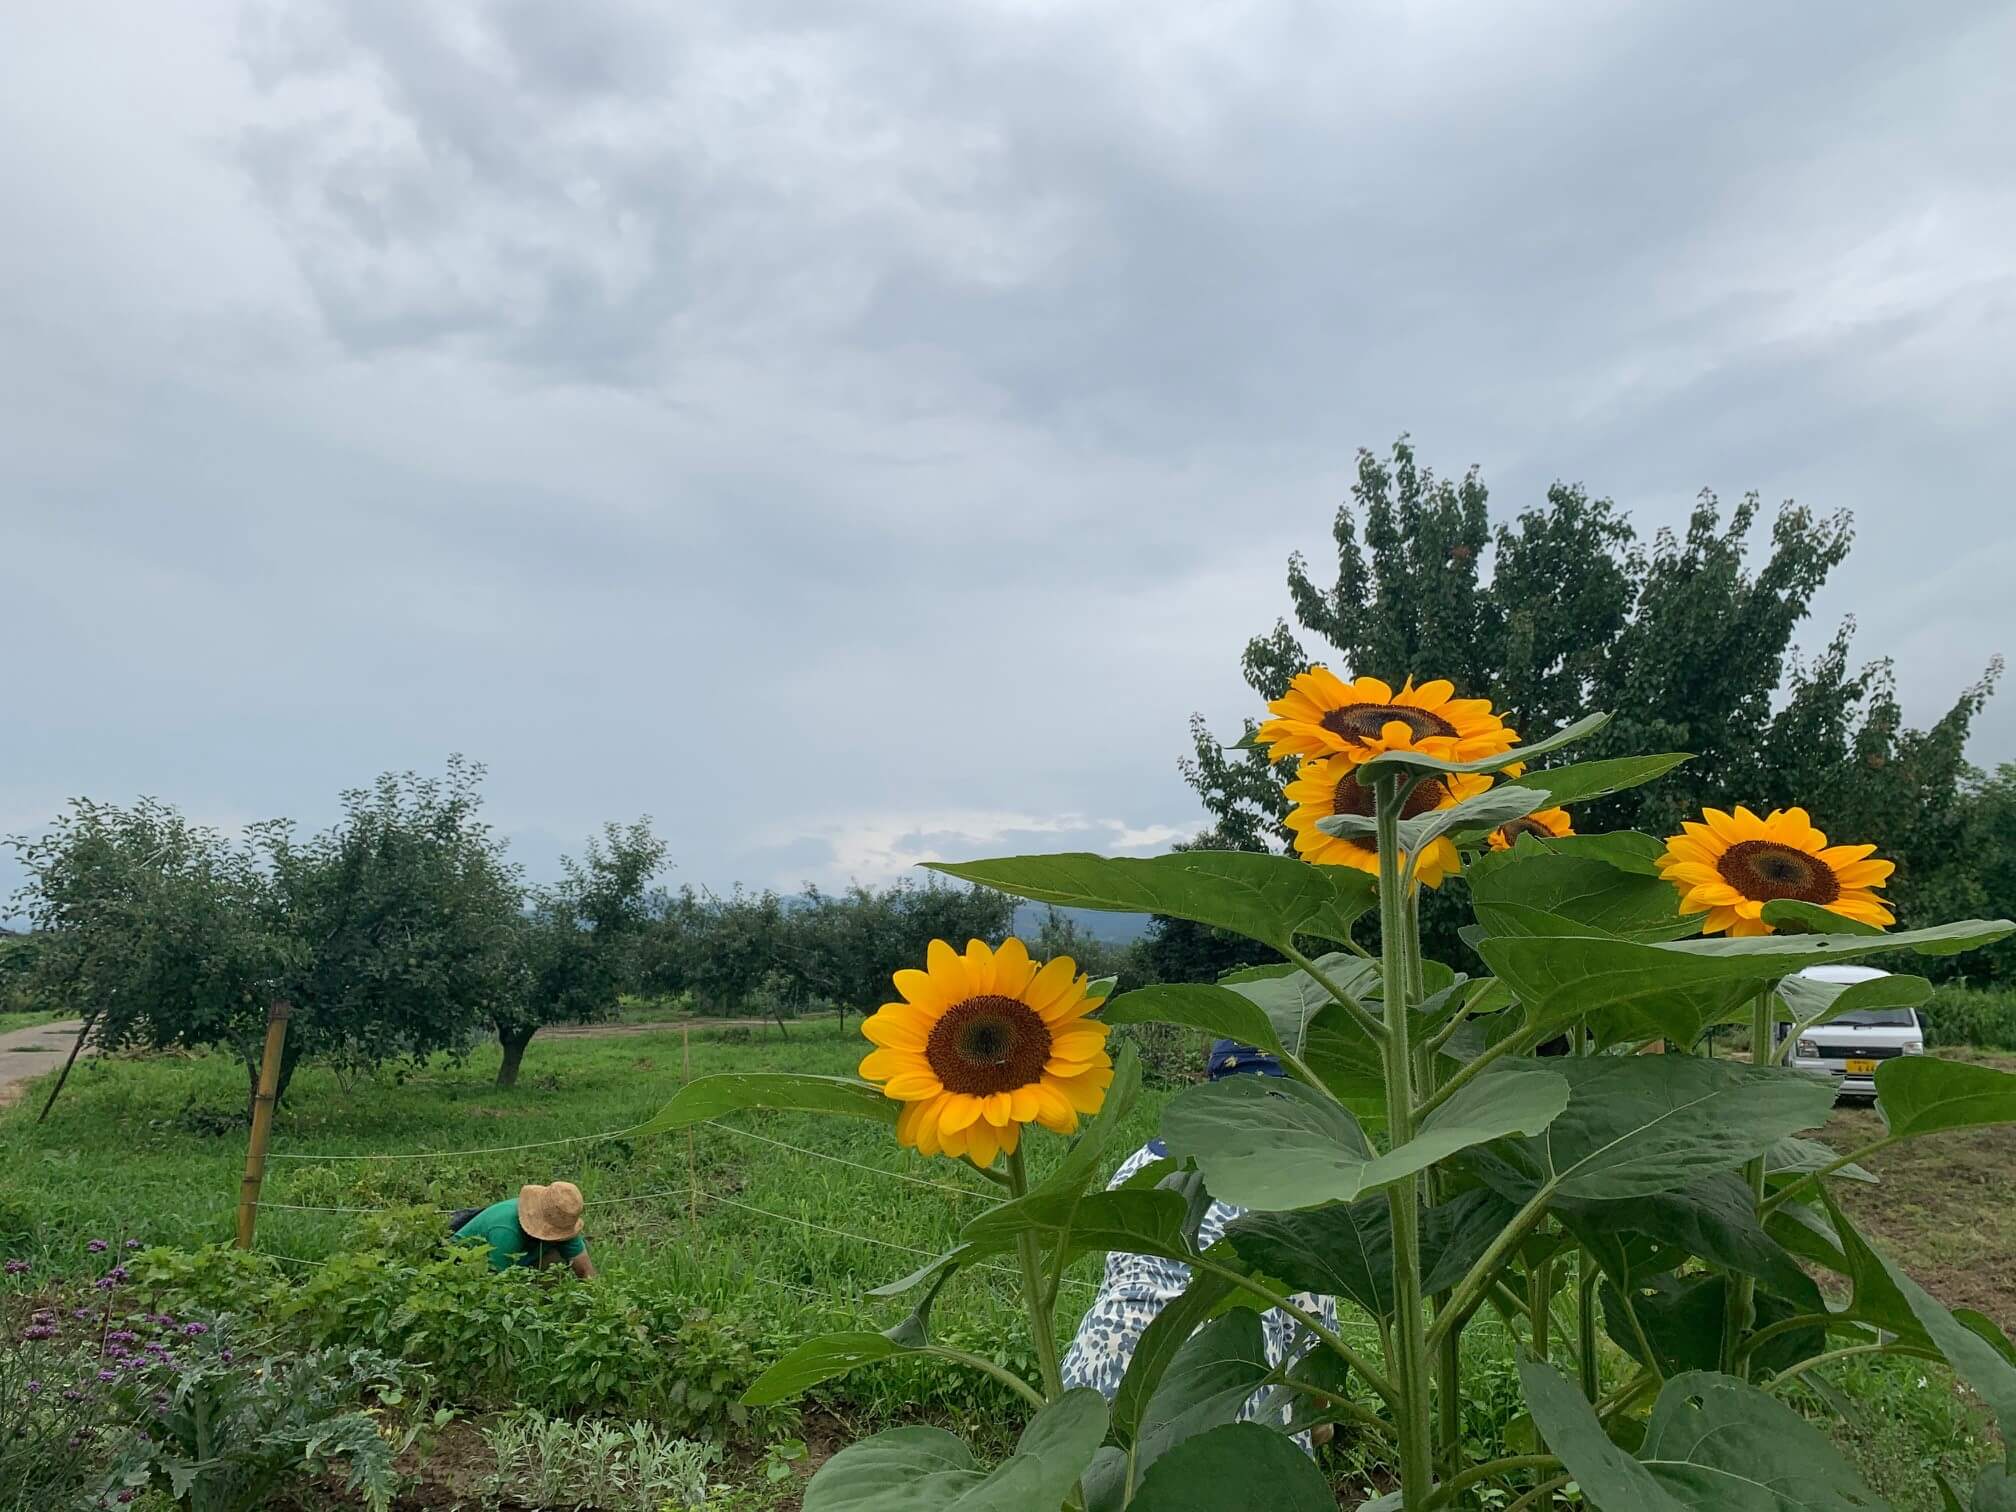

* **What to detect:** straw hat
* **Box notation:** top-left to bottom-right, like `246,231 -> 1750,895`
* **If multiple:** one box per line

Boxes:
518,1181 -> 585,1241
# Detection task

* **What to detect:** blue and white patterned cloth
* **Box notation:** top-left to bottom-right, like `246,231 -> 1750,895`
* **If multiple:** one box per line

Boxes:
1059,1141 -> 1340,1445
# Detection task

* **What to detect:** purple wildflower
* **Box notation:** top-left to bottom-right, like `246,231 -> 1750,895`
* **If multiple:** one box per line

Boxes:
23,1325 -> 55,1341
107,1266 -> 128,1283
180,1321 -> 208,1337
24,1380 -> 41,1395
3,1258 -> 28,1275
93,1277 -> 116,1291
150,1313 -> 175,1326
62,1388 -> 81,1402
96,1370 -> 117,1383
124,1239 -> 141,1250
117,1494 -> 136,1505
86,1239 -> 109,1254
107,1330 -> 137,1345
218,1349 -> 233,1364
73,1308 -> 94,1319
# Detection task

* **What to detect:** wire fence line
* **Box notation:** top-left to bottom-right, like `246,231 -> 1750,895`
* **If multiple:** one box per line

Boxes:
254,1182 -> 1098,1300
254,1110 -> 1107,1301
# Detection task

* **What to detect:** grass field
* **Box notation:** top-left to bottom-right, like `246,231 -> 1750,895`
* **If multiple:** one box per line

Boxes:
3,1022 -> 2012,1508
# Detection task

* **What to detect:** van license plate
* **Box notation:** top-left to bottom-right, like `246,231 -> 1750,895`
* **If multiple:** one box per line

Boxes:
1845,1058 -> 1877,1075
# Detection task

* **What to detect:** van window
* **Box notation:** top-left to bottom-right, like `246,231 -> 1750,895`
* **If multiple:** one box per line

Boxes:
1835,1008 -> 1917,1028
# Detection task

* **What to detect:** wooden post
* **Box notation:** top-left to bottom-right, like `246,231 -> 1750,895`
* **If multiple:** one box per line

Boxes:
235,1000 -> 292,1250
36,1008 -> 102,1125
683,1025 -> 698,1226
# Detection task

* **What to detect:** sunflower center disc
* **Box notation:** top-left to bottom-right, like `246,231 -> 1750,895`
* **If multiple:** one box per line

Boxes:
1320,702 -> 1458,745
926,994 -> 1054,1096
1330,770 -> 1447,848
1716,839 -> 1841,905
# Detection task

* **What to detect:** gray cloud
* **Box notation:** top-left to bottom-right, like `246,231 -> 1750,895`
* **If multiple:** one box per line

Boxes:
3,0 -> 2012,918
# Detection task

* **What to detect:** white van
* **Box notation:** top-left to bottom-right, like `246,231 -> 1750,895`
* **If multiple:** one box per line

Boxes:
1786,964 -> 1926,1097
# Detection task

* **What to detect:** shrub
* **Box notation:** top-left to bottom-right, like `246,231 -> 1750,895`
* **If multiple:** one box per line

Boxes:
125,1242 -> 795,1442
105,1331 -> 406,1512
1920,985 -> 2016,1051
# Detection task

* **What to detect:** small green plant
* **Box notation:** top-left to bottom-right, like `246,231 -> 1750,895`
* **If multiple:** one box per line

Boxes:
106,1328 -> 405,1512
480,1410 -> 718,1511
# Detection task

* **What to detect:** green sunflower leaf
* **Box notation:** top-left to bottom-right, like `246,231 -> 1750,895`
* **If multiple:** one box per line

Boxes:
1471,1055 -> 1835,1201
1761,899 -> 1886,936
1514,753 -> 1694,807
1102,984 -> 1289,1063
1126,1421 -> 1336,1512
1467,849 -> 1704,942
1777,973 -> 1931,1039
637,1073 -> 898,1136
1478,920 -> 2014,1041
1522,1362 -> 1890,1511
1163,1061 -> 1566,1211
1876,1054 -> 2016,1139
1355,710 -> 1611,780
802,1390 -> 1109,1512
742,1332 -> 915,1407
1315,784 -> 1550,850
927,851 -> 1376,953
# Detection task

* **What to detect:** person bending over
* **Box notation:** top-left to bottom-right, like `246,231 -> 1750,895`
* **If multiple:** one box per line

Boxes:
449,1180 -> 596,1279
1061,1039 -> 1339,1451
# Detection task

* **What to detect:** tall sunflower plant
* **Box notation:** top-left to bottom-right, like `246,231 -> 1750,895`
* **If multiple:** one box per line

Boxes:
644,673 -> 2016,1512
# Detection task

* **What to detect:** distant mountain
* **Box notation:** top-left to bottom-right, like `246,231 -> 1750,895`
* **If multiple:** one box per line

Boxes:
1012,903 -> 1151,944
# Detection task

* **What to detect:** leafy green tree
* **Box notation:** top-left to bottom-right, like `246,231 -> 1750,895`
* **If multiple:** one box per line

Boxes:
6,798 -> 295,1108
261,758 -> 526,1099
495,819 -> 668,1088
646,885 -> 788,1016
1183,437 -> 2000,966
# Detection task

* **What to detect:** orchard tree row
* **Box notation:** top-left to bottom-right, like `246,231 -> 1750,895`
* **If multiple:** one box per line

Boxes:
3,760 -> 1021,1102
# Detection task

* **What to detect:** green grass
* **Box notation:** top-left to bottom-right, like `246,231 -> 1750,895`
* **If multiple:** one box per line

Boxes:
0,1021 -> 1164,1368
0,1008 -> 67,1035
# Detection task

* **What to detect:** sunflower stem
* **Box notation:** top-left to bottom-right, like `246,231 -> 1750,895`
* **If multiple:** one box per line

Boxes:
1004,1145 -> 1065,1401
1724,984 -> 1774,1376
1375,770 -> 1436,1508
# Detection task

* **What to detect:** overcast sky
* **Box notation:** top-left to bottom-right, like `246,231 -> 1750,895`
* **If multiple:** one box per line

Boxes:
4,0 -> 2013,916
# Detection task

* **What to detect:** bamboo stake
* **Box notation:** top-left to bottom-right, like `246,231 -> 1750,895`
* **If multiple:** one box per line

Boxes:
234,1000 -> 292,1250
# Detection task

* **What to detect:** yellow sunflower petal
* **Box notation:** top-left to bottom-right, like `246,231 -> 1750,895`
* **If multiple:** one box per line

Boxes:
1032,1082 -> 1077,1133
939,1094 -> 983,1133
862,1008 -> 930,1051
964,1119 -> 1001,1169
1052,1069 -> 1113,1115
981,1091 -> 1014,1128
1026,955 -> 1083,1014
859,1047 -> 930,1083
991,937 -> 1038,996
891,968 -> 945,1010
1010,1085 -> 1044,1123
963,938 -> 996,994
883,1072 -> 944,1101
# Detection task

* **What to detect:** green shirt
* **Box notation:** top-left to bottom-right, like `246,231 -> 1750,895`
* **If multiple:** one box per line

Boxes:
453,1198 -> 587,1272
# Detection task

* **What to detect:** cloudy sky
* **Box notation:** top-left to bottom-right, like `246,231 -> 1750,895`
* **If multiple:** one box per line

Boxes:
4,0 -> 2013,913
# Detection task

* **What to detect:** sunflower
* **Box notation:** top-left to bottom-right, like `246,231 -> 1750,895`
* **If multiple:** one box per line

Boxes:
1656,806 -> 1895,937
858,938 -> 1113,1168
1257,670 -> 1518,767
1487,807 -> 1574,850
1285,757 -> 1492,887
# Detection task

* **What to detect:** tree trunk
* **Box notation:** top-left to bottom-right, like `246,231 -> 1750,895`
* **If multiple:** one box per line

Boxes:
496,1026 -> 536,1088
